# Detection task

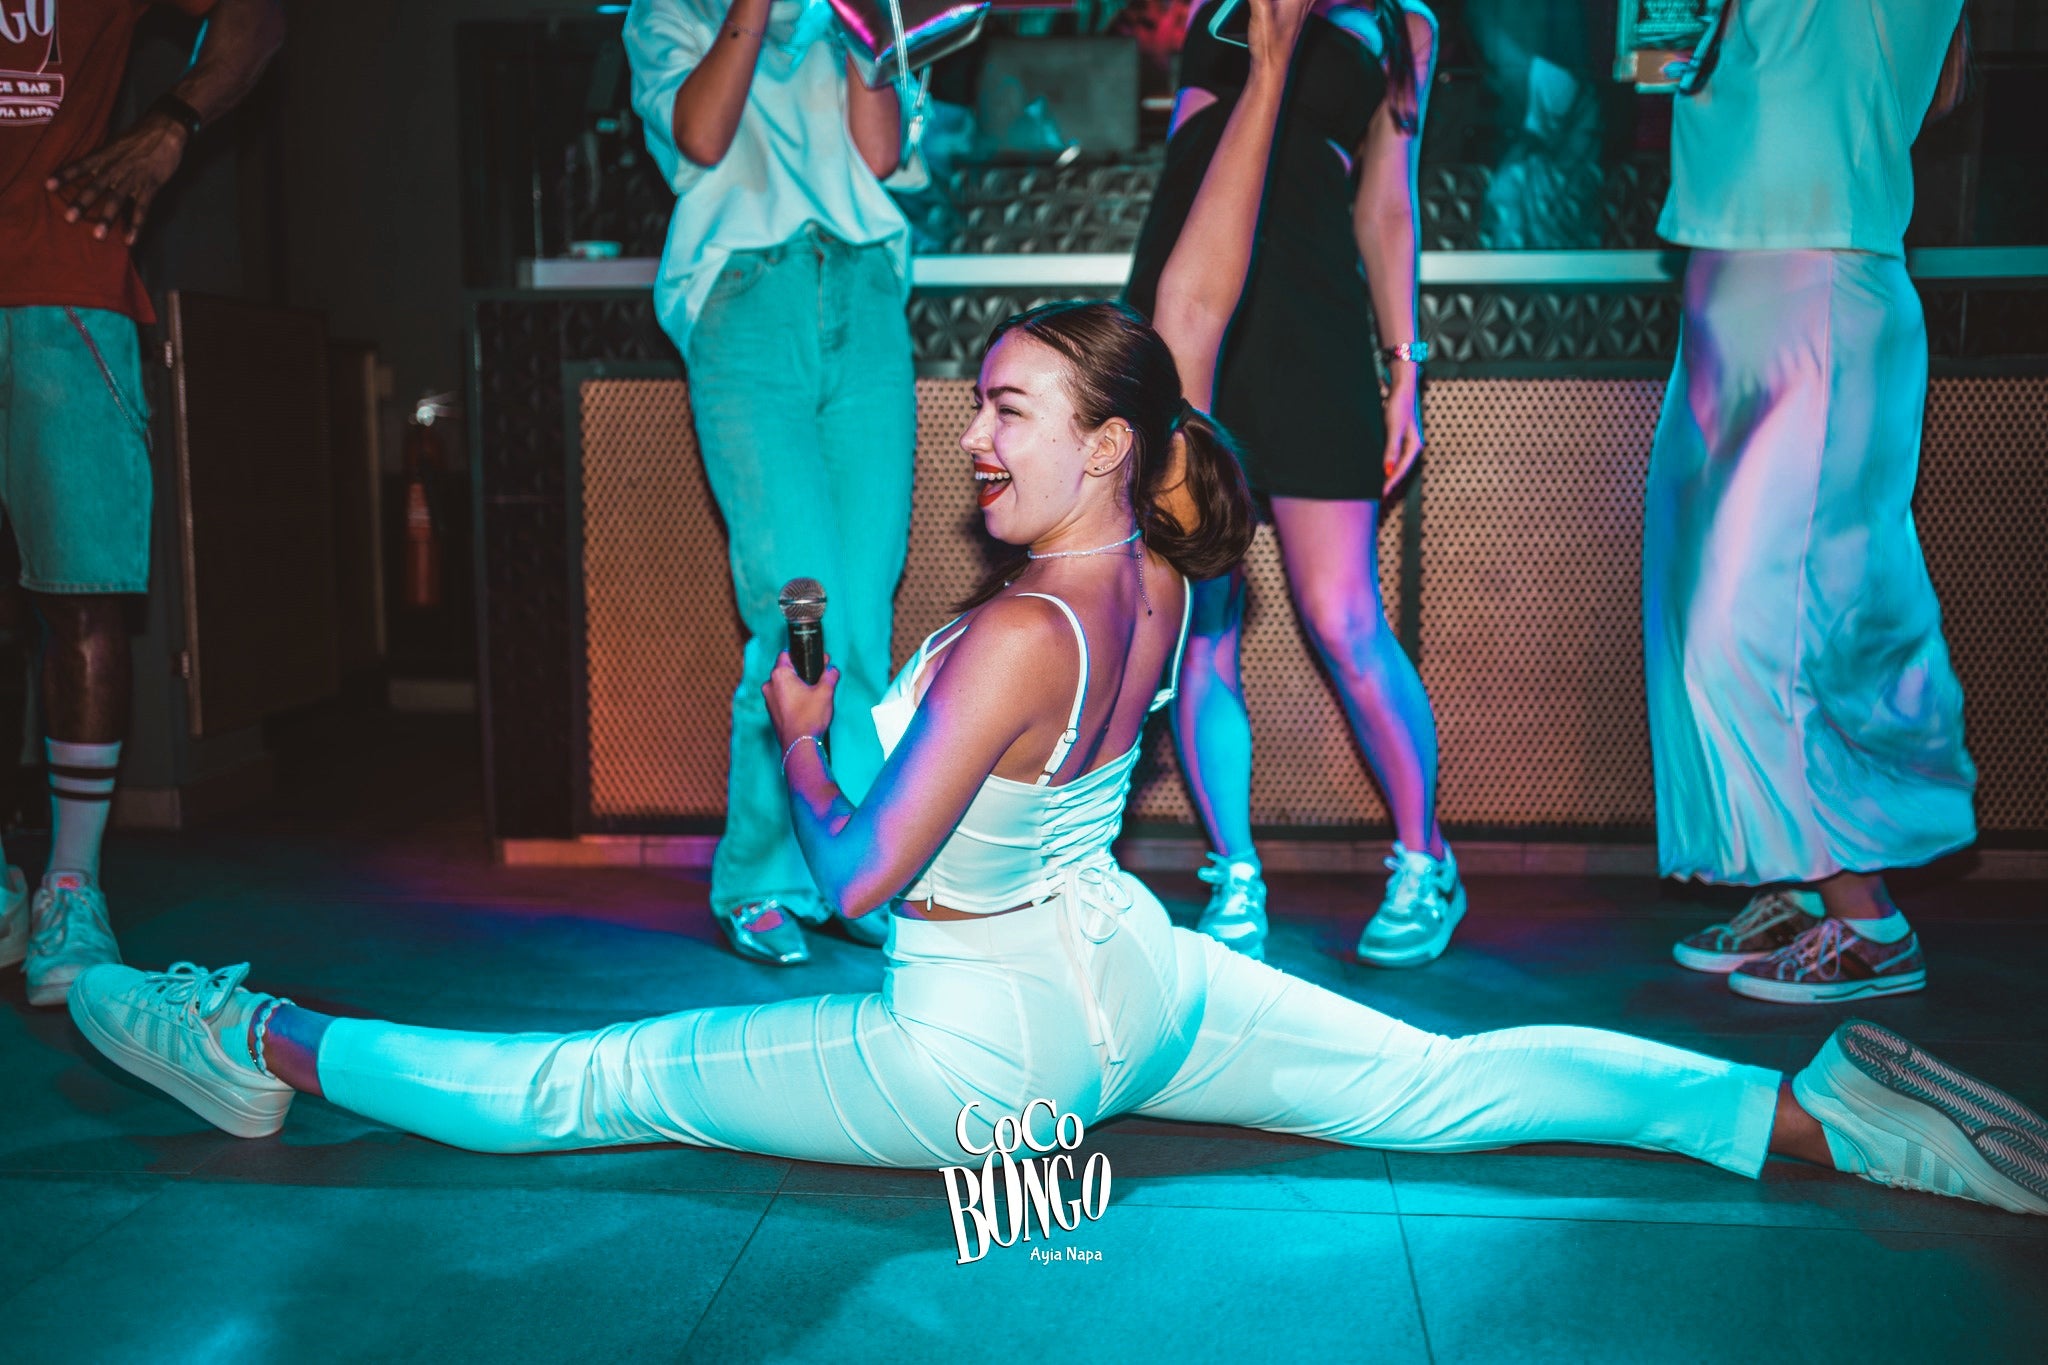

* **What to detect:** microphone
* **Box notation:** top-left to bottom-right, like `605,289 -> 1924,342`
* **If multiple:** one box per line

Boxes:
778,578 -> 829,685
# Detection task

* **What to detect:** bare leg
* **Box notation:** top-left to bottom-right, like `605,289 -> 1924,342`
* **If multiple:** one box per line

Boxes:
1769,1081 -> 1833,1166
1813,870 -> 1898,921
1170,569 -> 1258,861
252,1001 -> 332,1098
1268,496 -> 1443,856
32,592 -> 130,743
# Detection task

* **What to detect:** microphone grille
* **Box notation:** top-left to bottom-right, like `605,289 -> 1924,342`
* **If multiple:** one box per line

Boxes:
778,577 -> 827,623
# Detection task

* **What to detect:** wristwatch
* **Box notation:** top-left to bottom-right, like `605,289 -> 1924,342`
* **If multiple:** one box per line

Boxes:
147,92 -> 204,138
1378,341 -> 1429,366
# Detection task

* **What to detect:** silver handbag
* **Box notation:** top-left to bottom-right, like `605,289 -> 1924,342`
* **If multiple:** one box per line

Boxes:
830,0 -> 992,88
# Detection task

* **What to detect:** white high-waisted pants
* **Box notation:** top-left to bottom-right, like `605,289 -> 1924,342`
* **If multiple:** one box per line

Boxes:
319,871 -> 1780,1174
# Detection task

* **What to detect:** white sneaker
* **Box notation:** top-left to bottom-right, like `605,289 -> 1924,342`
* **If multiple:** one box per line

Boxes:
1793,1019 -> 2048,1216
68,961 -> 294,1139
26,873 -> 120,1006
1357,843 -> 1465,968
1196,854 -> 1269,961
0,867 -> 26,969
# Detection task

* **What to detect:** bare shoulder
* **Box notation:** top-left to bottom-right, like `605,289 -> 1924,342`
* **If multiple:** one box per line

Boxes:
926,594 -> 1080,700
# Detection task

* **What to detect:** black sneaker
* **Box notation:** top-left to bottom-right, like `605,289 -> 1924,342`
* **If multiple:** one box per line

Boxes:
1672,888 -> 1823,973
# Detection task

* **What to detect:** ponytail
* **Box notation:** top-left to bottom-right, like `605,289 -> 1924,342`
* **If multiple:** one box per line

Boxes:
1141,401 -> 1255,582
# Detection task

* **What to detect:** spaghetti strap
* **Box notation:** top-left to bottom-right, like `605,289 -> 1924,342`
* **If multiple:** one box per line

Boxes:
1013,592 -> 1089,785
1151,572 -> 1195,710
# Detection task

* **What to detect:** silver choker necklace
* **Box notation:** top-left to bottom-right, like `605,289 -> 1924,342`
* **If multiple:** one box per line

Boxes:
1026,528 -> 1141,560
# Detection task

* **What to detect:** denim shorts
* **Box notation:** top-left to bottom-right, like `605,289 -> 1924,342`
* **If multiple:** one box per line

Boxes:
0,305 -> 154,594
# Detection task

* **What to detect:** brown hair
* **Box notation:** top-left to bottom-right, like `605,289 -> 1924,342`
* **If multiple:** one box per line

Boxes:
962,301 -> 1256,608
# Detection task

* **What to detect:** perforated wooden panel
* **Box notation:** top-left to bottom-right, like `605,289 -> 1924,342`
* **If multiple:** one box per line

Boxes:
577,374 -> 2048,837
579,378 -> 739,820
1916,378 -> 2048,833
1418,380 -> 1664,827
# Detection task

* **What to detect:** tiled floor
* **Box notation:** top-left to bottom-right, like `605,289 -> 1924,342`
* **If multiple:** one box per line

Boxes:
3,713 -> 2042,1363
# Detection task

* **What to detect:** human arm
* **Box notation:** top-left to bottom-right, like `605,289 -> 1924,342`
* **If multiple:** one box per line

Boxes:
843,59 -> 902,179
1352,1 -> 1437,492
763,599 -> 1075,915
657,0 -> 775,167
46,0 -> 285,245
1151,0 -> 1312,411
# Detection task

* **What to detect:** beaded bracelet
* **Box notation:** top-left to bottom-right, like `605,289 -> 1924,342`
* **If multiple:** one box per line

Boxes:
781,733 -> 825,776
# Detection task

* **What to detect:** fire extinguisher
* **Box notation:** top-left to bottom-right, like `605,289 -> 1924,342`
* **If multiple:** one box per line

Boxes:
402,394 -> 453,610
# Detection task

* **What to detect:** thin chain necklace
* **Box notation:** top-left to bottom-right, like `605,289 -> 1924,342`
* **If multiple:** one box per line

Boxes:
1025,528 -> 1141,560
1023,527 -> 1151,616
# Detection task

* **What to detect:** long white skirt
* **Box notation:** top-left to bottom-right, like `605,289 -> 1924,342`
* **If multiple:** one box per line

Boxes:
1643,249 -> 1977,885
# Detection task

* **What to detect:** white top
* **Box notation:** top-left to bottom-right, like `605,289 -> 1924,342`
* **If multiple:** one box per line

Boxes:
1658,0 -> 1965,257
624,0 -> 911,353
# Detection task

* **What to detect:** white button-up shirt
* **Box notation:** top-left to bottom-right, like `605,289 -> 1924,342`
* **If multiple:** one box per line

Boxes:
625,0 -> 911,354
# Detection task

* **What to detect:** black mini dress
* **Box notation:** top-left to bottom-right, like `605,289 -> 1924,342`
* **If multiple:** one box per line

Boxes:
1125,0 -> 1391,501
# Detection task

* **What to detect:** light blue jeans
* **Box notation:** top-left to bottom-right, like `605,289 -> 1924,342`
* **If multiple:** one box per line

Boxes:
680,226 -> 915,917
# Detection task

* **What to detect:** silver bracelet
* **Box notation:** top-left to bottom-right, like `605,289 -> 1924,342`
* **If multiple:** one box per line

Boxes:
781,733 -> 824,776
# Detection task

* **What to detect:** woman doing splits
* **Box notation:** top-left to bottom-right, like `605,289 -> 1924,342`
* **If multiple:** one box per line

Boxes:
1125,0 -> 1460,968
1649,1 -> 1979,1003
61,0 -> 2046,1219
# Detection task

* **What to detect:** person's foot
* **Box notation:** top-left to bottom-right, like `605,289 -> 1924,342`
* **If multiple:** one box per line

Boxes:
1196,854 -> 1268,961
68,961 -> 294,1139
25,873 -> 120,1006
1357,843 -> 1464,968
1673,887 -> 1823,973
1728,917 -> 1926,1003
714,899 -> 810,965
1793,1019 -> 2047,1215
0,867 -> 27,969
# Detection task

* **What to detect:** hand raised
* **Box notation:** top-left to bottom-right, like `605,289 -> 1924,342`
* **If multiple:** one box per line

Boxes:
1247,0 -> 1315,75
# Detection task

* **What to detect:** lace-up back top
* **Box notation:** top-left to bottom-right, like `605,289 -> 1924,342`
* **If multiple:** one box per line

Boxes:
870,581 -> 1193,913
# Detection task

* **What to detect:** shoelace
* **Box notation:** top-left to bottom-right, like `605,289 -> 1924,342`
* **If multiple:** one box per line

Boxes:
28,884 -> 108,954
146,961 -> 252,1020
1769,918 -> 1851,980
1379,844 -> 1440,921
1197,854 -> 1262,917
1719,889 -> 1809,943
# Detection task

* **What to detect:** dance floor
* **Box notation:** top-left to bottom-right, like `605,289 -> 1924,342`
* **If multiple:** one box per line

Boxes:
4,712 -> 2042,1362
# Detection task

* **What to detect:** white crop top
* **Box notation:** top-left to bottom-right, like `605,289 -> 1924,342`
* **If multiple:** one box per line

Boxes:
870,582 -> 1193,913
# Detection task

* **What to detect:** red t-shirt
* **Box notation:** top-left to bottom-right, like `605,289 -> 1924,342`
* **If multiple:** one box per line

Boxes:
1,0 -> 216,324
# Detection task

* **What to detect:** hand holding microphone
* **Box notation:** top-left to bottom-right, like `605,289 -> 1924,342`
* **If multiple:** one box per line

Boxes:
765,577 -> 837,766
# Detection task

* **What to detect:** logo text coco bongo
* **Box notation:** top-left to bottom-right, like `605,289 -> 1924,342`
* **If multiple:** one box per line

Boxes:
939,1100 -> 1111,1264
